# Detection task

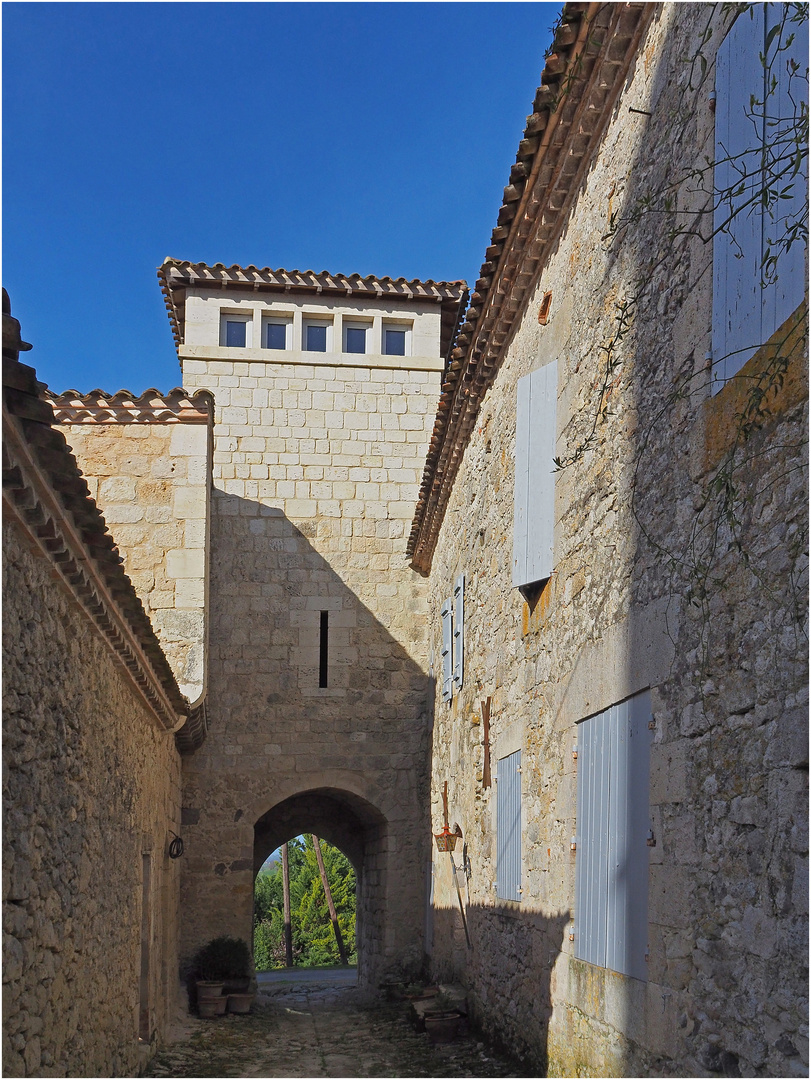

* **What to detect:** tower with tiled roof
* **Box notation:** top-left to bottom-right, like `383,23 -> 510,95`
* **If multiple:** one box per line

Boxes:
158,258 -> 467,986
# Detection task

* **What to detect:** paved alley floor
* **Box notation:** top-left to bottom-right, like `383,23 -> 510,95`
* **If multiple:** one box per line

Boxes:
148,976 -> 533,1078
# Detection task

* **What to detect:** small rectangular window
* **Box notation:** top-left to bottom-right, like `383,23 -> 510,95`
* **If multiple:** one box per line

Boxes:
384,329 -> 406,355
306,324 -> 328,352
266,322 -> 286,350
225,319 -> 247,348
345,326 -> 366,354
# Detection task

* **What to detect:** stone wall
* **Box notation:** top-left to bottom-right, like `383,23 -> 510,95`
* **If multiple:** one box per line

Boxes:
3,520 -> 183,1077
62,419 -> 210,703
423,6 -> 807,1078
177,352 -> 440,986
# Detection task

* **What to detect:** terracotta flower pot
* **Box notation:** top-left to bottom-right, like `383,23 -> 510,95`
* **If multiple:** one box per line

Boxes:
424,1010 -> 462,1044
198,995 -> 227,1018
227,992 -> 255,1014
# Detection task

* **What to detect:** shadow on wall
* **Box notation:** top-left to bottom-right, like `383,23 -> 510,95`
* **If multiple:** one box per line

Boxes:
431,903 -> 570,1075
180,489 -> 435,989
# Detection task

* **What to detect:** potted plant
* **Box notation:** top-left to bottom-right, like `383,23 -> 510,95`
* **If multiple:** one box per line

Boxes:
423,991 -> 465,1044
192,936 -> 254,1016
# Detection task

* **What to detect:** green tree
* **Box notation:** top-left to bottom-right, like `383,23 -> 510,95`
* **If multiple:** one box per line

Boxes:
252,835 -> 357,970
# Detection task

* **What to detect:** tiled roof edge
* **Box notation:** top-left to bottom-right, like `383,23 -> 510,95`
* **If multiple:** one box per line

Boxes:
3,352 -> 190,732
48,386 -> 214,425
175,699 -> 209,755
157,259 -> 468,352
407,2 -> 656,573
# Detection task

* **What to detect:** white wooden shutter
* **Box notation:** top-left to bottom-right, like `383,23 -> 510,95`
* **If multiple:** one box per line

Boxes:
712,6 -> 766,388
762,3 -> 808,339
575,707 -> 609,968
452,574 -> 464,689
526,360 -> 557,584
496,750 -> 522,901
512,375 -> 531,586
440,598 -> 453,702
575,691 -> 652,980
513,360 -> 557,587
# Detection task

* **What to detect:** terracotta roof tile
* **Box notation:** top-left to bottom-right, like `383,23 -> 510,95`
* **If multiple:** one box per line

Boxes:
47,386 -> 214,425
157,259 -> 468,360
3,352 -> 189,731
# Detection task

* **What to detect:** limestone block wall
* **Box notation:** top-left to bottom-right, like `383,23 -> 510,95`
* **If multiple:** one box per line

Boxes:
424,7 -> 807,1079
62,419 -> 210,702
178,352 -> 440,985
3,521 -> 182,1077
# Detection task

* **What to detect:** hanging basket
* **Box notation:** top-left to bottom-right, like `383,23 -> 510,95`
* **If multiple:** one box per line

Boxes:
434,826 -> 458,852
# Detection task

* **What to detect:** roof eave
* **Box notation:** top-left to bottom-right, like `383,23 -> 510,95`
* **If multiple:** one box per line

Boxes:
407,1 -> 656,574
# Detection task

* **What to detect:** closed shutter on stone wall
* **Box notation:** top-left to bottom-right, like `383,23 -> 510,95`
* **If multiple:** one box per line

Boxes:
496,749 -> 522,901
513,360 -> 557,588
712,5 -> 808,388
575,692 -> 652,980
440,598 -> 453,702
453,574 -> 464,690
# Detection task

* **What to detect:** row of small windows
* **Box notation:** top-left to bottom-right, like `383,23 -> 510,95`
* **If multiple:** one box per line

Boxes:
222,316 -> 409,356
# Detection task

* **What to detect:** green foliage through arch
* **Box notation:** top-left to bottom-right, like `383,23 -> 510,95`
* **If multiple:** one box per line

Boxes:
253,835 -> 357,970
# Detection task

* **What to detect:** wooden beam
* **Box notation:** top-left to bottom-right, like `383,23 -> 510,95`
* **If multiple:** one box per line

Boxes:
282,842 -> 293,968
311,835 -> 348,966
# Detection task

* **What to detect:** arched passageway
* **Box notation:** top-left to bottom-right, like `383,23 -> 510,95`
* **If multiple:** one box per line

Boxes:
253,788 -> 389,988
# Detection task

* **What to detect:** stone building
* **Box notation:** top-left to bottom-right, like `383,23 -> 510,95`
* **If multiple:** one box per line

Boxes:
2,298 -> 209,1074
3,2 -> 807,1077
152,260 -> 466,986
408,3 -> 808,1077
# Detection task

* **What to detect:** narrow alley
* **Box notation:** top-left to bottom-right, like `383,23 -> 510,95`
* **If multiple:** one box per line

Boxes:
147,972 -> 532,1079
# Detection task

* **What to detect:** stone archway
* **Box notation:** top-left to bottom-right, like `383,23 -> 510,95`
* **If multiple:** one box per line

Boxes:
253,788 -> 389,988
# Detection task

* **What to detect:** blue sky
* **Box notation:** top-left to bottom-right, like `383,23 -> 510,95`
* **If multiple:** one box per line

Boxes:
3,2 -> 560,393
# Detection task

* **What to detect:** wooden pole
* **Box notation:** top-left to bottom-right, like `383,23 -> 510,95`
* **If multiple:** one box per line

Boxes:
282,842 -> 293,968
481,697 -> 492,789
311,834 -> 348,966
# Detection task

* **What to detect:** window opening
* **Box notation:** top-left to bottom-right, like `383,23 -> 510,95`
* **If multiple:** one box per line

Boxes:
306,324 -> 328,352
138,853 -> 152,1042
225,319 -> 247,348
384,328 -> 406,355
345,326 -> 366,354
319,610 -> 329,688
266,322 -> 286,350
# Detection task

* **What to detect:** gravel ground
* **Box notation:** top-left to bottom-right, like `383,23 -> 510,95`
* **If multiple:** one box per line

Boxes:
147,980 -> 533,1078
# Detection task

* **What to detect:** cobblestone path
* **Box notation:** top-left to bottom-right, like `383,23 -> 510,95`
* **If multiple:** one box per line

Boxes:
148,981 -> 532,1078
